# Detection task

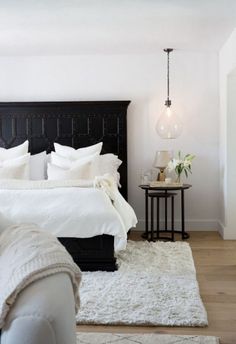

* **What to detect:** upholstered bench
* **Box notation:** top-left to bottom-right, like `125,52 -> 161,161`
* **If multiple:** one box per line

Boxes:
0,273 -> 77,344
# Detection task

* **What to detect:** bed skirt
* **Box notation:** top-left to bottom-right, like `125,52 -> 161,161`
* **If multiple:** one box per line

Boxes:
58,235 -> 117,272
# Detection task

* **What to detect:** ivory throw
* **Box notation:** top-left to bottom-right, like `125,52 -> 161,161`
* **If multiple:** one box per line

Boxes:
0,223 -> 81,330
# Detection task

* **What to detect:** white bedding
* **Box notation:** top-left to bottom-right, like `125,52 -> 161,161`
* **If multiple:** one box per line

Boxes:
0,177 -> 137,251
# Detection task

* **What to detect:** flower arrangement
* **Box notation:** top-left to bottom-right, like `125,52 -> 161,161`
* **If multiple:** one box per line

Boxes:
167,151 -> 195,183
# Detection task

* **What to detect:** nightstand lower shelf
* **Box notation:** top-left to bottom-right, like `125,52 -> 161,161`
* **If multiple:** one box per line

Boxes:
141,230 -> 190,241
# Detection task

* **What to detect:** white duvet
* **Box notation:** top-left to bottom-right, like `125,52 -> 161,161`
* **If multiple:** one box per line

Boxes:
0,176 -> 137,251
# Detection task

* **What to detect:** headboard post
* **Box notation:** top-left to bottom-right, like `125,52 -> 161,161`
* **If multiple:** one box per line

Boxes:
0,101 -> 130,199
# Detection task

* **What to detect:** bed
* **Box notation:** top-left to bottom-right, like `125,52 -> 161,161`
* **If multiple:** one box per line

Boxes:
0,100 -> 132,271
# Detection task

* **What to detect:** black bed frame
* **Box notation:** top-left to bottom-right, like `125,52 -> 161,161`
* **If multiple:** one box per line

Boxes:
0,101 -> 130,271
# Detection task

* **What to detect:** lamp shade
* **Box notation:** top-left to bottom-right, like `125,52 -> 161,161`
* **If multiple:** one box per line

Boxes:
153,150 -> 172,168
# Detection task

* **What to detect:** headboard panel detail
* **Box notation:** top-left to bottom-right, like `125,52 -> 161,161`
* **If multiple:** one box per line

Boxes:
0,101 -> 130,199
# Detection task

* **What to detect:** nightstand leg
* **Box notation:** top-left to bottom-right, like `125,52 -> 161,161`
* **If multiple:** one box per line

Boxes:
145,189 -> 149,239
171,195 -> 175,241
181,189 -> 185,239
156,197 -> 160,240
165,190 -> 168,231
151,197 -> 154,241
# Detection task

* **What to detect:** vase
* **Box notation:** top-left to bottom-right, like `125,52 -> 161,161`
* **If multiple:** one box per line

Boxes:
175,174 -> 181,184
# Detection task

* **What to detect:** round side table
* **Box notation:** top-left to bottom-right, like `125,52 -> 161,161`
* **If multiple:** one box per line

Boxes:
139,184 -> 192,241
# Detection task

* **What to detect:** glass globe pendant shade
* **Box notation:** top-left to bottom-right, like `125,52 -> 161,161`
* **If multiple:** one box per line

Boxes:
156,105 -> 183,139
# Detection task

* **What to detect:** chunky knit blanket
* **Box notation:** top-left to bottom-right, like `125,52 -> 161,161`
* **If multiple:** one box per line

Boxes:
0,223 -> 81,329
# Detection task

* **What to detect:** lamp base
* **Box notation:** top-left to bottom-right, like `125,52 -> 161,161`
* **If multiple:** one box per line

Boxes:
157,168 -> 166,182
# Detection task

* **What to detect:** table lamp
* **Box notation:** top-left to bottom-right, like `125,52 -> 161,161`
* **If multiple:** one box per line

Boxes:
153,150 -> 172,181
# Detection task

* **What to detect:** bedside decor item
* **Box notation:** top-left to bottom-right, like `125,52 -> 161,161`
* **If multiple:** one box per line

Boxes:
156,49 -> 183,139
140,170 -> 152,184
153,150 -> 172,181
168,151 -> 195,183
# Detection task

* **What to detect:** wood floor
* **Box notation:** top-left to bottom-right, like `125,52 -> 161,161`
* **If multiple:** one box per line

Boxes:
77,231 -> 236,344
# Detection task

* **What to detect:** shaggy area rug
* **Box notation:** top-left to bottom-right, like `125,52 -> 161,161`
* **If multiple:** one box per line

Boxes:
76,333 -> 219,344
76,241 -> 208,326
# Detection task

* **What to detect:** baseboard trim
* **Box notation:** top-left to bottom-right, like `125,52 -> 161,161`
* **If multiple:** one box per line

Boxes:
219,224 -> 236,240
134,219 -> 219,232
217,221 -> 225,238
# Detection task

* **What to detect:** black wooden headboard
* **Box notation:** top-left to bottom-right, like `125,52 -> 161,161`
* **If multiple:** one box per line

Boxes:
0,101 -> 130,199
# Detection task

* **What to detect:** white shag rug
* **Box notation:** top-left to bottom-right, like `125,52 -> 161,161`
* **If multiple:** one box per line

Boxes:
76,241 -> 208,326
76,333 -> 219,344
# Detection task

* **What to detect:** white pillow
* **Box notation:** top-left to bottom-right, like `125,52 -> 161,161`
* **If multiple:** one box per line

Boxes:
47,160 -> 93,180
50,151 -> 99,169
0,141 -> 28,161
0,153 -> 29,167
51,152 -> 122,182
92,154 -> 122,183
0,154 -> 30,180
30,151 -> 47,180
50,151 -> 73,169
54,142 -> 103,160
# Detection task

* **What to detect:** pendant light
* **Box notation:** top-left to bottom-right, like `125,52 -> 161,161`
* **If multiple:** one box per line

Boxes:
156,48 -> 183,139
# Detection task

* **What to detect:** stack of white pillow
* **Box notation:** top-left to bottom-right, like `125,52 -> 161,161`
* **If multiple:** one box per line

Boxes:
0,141 -> 122,183
0,141 -> 30,180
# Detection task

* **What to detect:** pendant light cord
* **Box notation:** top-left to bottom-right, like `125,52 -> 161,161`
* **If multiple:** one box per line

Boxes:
164,48 -> 173,107
167,50 -> 170,101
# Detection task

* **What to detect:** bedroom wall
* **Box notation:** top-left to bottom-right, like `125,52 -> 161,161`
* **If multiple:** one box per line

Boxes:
0,51 -> 219,231
219,28 -> 236,239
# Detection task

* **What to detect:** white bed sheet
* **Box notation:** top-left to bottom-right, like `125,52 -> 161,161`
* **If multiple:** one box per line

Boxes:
0,179 -> 137,251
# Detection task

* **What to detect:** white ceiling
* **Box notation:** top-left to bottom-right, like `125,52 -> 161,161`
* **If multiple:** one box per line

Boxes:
0,0 -> 236,55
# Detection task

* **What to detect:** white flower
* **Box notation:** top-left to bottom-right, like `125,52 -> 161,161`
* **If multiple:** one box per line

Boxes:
168,159 -> 181,171
175,159 -> 183,167
184,160 -> 191,168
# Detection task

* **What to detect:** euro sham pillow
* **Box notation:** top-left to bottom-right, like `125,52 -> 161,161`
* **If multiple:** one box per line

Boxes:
54,142 -> 103,160
0,141 -> 28,161
0,153 -> 30,180
29,151 -> 47,180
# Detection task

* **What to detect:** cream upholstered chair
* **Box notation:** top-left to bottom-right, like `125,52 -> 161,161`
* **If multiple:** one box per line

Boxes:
0,273 -> 77,344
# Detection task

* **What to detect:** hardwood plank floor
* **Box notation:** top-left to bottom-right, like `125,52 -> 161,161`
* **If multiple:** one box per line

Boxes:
77,231 -> 236,344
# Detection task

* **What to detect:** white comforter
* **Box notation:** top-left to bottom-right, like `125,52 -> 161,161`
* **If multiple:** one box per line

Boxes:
0,176 -> 137,251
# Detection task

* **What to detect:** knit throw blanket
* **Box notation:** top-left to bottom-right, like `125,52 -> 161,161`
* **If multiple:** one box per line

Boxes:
0,223 -> 81,329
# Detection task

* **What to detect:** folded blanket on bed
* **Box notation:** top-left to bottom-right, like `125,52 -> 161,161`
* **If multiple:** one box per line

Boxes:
0,223 -> 81,329
0,178 -> 93,190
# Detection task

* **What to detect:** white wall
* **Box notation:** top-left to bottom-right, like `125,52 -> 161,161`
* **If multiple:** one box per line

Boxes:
0,52 -> 219,231
227,73 -> 236,237
219,28 -> 236,238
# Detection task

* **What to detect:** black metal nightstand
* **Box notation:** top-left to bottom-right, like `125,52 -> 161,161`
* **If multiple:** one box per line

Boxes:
139,184 -> 192,241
